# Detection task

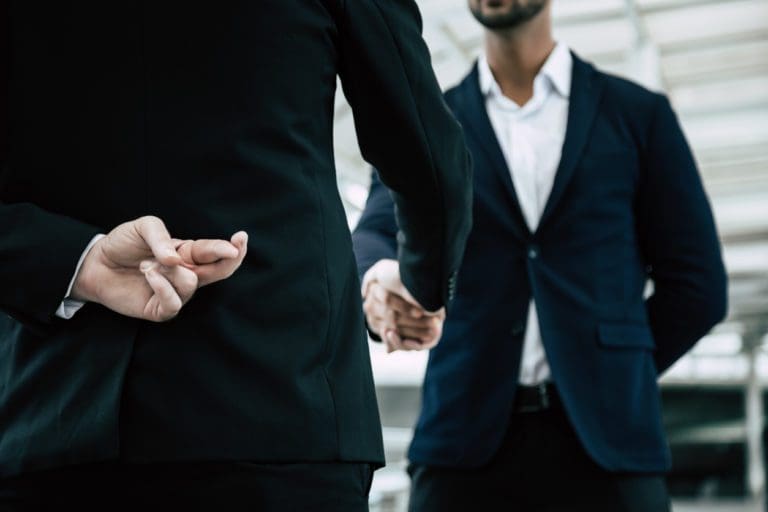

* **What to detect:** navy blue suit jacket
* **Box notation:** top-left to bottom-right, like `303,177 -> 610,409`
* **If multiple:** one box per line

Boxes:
352,54 -> 727,472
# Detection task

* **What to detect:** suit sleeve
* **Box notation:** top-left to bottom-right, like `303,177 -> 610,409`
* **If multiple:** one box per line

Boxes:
637,94 -> 728,373
0,203 -> 101,326
351,170 -> 398,282
336,0 -> 472,312
0,8 -> 101,326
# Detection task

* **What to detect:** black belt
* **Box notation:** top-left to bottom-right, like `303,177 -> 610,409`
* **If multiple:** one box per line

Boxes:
512,382 -> 558,413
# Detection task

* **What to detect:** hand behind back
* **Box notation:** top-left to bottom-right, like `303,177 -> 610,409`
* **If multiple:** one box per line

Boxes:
72,216 -> 248,322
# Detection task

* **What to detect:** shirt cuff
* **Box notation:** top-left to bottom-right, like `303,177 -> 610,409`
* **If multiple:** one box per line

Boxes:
55,234 -> 105,319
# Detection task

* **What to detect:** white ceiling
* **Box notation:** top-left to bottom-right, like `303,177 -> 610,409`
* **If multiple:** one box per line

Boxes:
335,0 -> 768,335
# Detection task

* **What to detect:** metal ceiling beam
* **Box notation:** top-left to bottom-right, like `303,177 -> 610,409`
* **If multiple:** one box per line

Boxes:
622,0 -> 664,89
552,0 -> 757,26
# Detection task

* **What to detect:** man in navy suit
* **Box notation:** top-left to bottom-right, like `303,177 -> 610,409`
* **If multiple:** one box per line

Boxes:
353,1 -> 727,510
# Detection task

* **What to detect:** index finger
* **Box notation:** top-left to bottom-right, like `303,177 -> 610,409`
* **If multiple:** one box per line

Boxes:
386,293 -> 423,318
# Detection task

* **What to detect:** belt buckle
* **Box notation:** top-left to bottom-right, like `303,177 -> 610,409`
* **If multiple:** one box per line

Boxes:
516,383 -> 551,413
537,383 -> 550,410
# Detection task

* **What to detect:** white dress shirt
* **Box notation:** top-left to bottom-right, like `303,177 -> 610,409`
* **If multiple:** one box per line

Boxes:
56,234 -> 104,319
478,43 -> 572,385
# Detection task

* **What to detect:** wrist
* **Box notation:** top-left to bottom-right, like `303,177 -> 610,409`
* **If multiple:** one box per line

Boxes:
70,239 -> 105,304
361,269 -> 377,299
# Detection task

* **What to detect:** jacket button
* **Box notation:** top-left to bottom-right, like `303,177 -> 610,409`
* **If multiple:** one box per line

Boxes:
528,247 -> 539,259
511,323 -> 525,337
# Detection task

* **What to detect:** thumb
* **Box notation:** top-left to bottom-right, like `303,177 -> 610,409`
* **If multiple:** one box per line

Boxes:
373,261 -> 422,309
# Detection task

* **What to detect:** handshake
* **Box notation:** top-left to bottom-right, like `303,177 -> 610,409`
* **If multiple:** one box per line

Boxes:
361,259 -> 446,353
71,216 -> 248,322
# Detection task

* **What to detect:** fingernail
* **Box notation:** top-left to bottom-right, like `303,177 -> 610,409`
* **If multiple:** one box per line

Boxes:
140,261 -> 154,272
234,231 -> 248,246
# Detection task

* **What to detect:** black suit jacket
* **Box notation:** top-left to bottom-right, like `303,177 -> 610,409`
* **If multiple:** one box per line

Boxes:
353,55 -> 727,471
0,1 -> 472,477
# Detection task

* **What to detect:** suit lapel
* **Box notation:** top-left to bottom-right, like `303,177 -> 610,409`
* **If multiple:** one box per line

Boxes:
538,54 -> 605,230
455,66 -> 531,240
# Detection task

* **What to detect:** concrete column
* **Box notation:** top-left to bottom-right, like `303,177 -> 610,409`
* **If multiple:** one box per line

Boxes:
744,330 -> 766,504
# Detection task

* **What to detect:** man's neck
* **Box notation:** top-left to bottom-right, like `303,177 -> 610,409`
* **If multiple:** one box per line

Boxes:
484,7 -> 556,106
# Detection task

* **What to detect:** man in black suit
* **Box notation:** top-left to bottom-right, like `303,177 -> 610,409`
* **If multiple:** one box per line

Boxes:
353,1 -> 727,510
0,1 -> 472,510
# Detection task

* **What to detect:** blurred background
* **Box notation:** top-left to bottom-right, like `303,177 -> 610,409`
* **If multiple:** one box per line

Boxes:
330,0 -> 768,511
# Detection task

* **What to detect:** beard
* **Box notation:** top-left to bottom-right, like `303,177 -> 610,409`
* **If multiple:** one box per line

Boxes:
469,0 -> 548,30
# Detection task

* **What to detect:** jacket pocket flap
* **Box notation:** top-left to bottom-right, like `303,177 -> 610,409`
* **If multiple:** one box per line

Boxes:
597,323 -> 655,350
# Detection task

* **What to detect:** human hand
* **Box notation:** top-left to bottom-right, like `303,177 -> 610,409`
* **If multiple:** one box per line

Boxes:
173,233 -> 249,287
362,259 -> 445,353
71,216 -> 247,322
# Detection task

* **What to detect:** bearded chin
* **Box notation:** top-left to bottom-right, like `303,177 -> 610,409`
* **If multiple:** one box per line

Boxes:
470,1 -> 547,30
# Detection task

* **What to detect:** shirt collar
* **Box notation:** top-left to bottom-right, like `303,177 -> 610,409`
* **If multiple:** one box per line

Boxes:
478,42 -> 572,100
